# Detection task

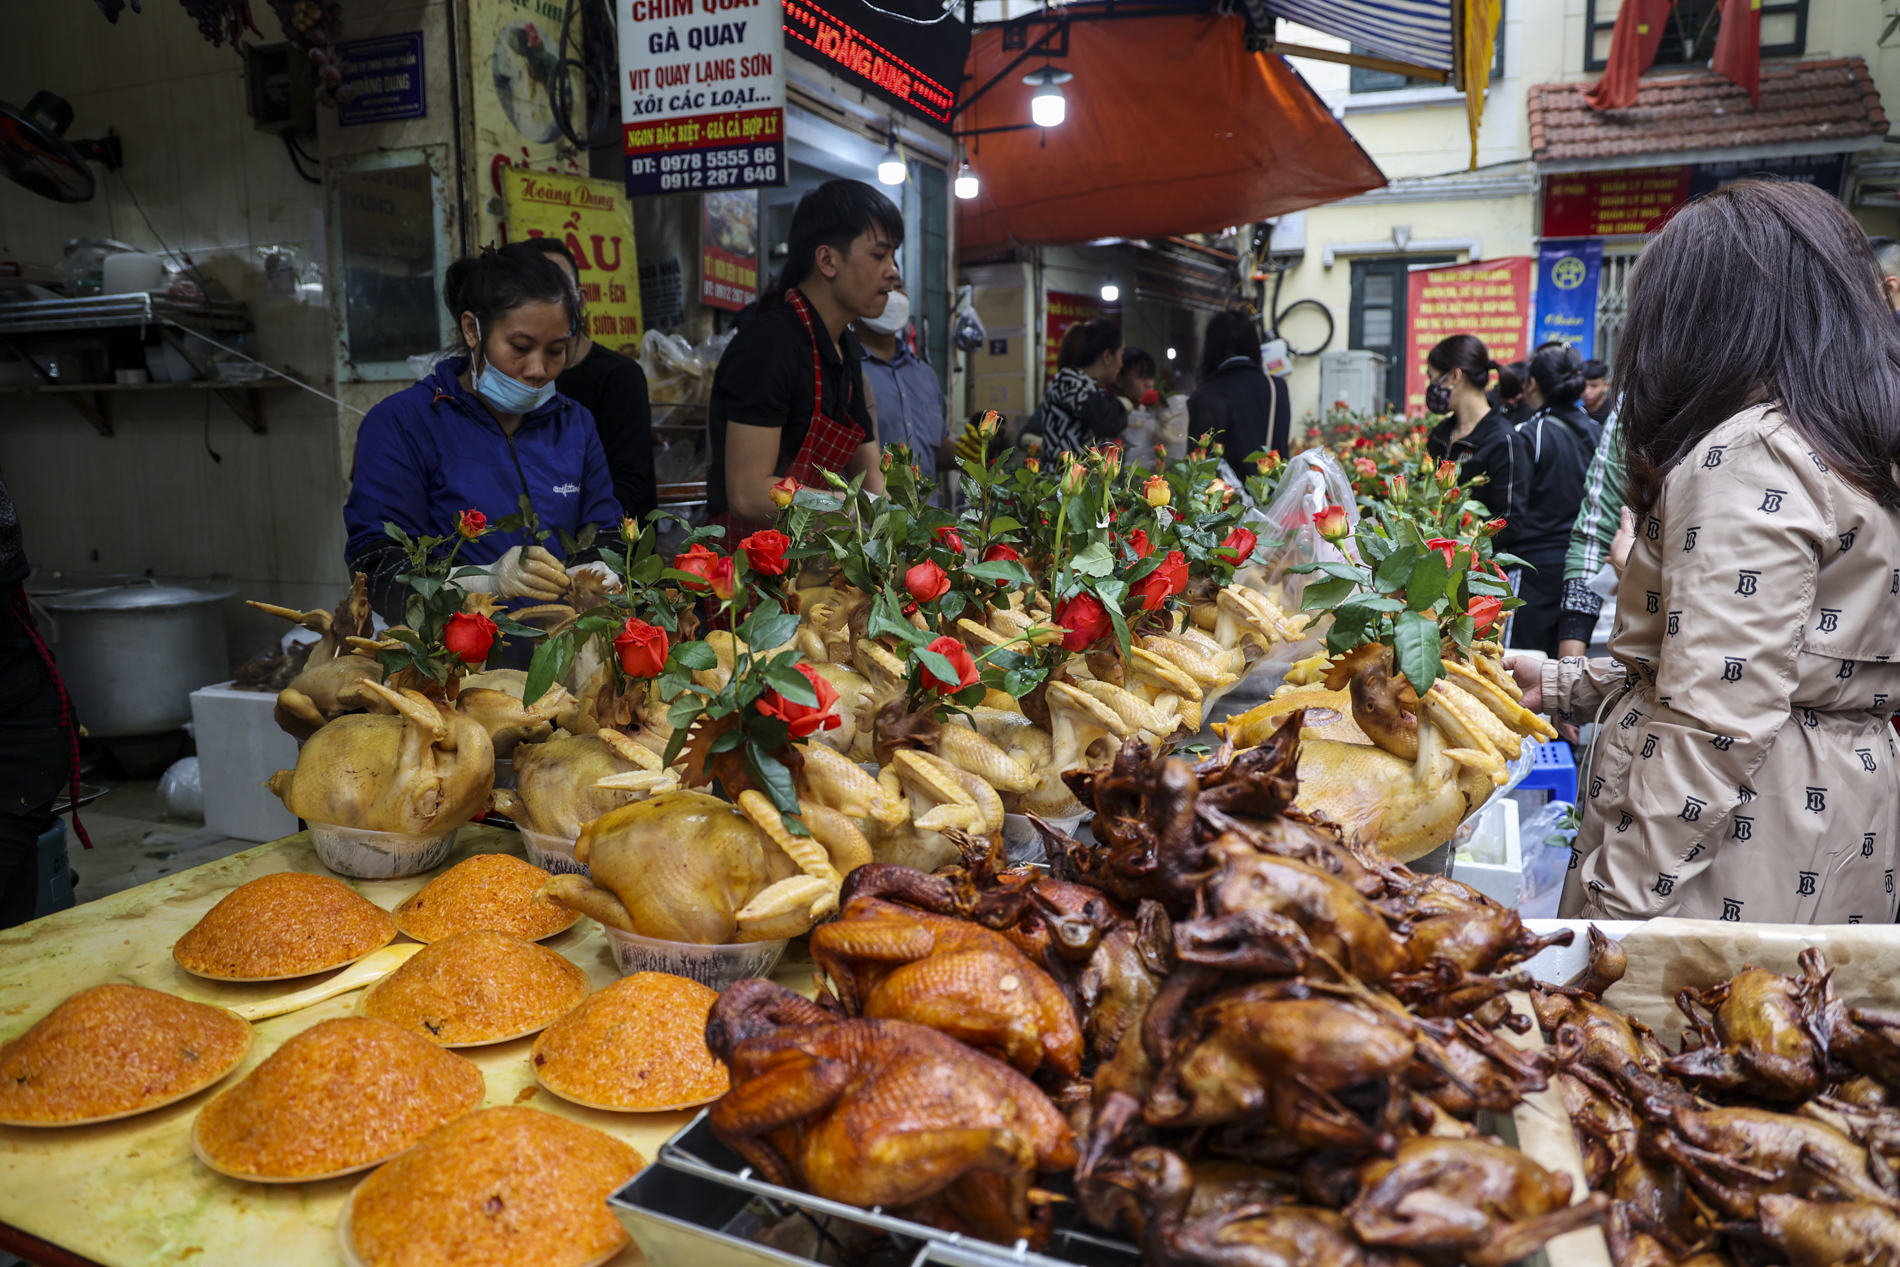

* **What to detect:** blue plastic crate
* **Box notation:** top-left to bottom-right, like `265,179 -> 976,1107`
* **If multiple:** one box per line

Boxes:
1516,740 -> 1577,806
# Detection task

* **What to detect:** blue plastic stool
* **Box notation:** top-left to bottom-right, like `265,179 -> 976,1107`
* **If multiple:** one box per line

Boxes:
34,820 -> 74,920
1516,740 -> 1578,806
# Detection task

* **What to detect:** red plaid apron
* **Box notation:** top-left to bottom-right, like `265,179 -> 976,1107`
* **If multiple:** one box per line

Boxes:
714,289 -> 866,540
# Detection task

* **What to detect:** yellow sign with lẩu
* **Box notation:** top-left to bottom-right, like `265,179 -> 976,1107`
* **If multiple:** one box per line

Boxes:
501,167 -> 645,355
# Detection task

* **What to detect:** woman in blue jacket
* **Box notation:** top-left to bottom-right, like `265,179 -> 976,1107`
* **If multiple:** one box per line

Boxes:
344,244 -> 623,646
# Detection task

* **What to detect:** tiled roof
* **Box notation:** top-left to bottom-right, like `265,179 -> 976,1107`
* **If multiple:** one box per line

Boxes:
1527,58 -> 1888,166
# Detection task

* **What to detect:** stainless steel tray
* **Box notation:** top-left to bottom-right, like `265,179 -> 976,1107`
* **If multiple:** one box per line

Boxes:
609,1112 -> 1139,1267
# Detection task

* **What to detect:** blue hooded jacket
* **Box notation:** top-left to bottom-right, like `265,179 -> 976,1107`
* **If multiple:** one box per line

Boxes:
344,357 -> 624,568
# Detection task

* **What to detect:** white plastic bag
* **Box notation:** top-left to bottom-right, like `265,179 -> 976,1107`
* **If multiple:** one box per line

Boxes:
1517,799 -> 1578,916
159,757 -> 205,821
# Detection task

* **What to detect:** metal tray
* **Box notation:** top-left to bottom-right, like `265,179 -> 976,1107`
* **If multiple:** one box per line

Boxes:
609,1112 -> 1139,1267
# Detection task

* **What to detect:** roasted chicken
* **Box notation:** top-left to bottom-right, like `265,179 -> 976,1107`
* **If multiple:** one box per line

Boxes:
706,979 -> 1078,1246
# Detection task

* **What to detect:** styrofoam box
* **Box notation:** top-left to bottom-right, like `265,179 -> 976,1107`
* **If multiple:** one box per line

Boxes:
1450,795 -> 1522,909
189,683 -> 299,843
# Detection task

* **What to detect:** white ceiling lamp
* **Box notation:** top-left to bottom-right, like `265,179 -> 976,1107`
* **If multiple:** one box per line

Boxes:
954,162 -> 979,200
877,139 -> 905,186
1100,283 -> 1119,302
1023,66 -> 1073,129
1166,347 -> 1177,360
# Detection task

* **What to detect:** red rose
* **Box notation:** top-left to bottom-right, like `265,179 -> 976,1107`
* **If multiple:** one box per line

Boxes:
442,611 -> 497,664
613,617 -> 669,678
921,635 -> 978,693
740,529 -> 790,577
757,662 -> 841,738
981,543 -> 1020,564
674,544 -> 721,591
905,560 -> 950,604
1425,537 -> 1459,567
1132,550 -> 1188,612
456,509 -> 487,539
1468,595 -> 1504,633
1218,527 -> 1259,567
934,525 -> 966,554
1056,593 -> 1112,652
709,555 -> 737,602
1126,528 -> 1153,559
1139,389 -> 1160,406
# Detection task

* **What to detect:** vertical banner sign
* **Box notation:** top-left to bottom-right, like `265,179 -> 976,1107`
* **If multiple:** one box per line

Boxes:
1044,290 -> 1119,382
701,190 -> 760,311
468,0 -> 587,249
1532,239 -> 1603,359
620,0 -> 787,196
1403,258 -> 1533,417
502,167 -> 646,354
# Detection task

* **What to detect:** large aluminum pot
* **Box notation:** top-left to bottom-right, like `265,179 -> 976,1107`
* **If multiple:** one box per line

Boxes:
38,581 -> 238,738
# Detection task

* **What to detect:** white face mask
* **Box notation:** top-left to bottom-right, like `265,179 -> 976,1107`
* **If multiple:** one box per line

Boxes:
859,290 -> 910,335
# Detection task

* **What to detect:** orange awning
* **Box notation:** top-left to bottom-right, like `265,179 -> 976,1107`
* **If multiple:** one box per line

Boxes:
957,11 -> 1387,259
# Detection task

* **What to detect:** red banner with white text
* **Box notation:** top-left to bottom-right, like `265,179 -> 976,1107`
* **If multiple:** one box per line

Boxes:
1403,258 -> 1534,417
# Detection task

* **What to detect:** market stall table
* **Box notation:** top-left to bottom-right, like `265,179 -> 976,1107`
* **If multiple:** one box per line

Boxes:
0,824 -> 810,1267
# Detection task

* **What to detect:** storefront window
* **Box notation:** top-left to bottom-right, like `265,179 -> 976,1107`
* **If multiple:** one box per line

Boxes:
1350,13 -> 1502,94
1349,255 -> 1453,413
329,145 -> 455,380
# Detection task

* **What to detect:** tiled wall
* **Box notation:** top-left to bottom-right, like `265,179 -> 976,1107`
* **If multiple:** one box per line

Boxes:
0,0 -> 350,664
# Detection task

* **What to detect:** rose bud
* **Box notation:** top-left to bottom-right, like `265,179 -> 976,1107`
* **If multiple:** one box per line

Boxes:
442,611 -> 498,664
673,544 -> 722,591
1132,550 -> 1188,612
768,476 -> 800,509
1217,526 -> 1259,567
739,529 -> 791,577
456,509 -> 488,538
756,662 -> 842,737
1143,475 -> 1171,508
978,410 -> 1001,437
709,556 -> 737,602
1055,592 -> 1112,652
934,525 -> 966,555
1314,504 -> 1350,541
612,617 -> 669,678
920,635 -> 979,693
1126,528 -> 1153,559
905,560 -> 951,604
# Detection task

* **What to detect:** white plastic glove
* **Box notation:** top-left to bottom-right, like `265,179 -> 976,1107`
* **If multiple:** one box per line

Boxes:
567,560 -> 616,586
450,544 -> 569,602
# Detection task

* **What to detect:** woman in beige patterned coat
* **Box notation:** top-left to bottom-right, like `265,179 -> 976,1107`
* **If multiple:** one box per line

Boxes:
1511,180 -> 1900,924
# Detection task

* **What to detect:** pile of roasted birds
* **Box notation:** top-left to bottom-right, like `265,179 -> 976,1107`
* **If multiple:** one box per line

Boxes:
703,712 -> 1900,1267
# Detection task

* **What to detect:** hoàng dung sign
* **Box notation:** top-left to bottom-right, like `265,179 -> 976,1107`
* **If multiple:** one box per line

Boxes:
502,167 -> 646,356
619,0 -> 787,196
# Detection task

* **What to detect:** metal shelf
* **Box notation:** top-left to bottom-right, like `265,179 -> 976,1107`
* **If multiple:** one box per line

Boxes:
0,292 -> 251,335
0,379 -> 294,394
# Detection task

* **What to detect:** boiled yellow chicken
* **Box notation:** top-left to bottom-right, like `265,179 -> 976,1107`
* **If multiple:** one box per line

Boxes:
557,666 -> 677,762
454,669 -> 574,759
266,680 -> 494,835
541,787 -> 869,943
1228,643 -> 1556,862
493,728 -> 681,839
248,575 -> 385,739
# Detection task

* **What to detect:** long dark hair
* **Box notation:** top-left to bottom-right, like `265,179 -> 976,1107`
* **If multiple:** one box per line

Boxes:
765,179 -> 903,310
443,243 -> 579,352
1426,333 -> 1496,388
1056,318 -> 1121,371
1620,179 -> 1900,513
1200,310 -> 1262,376
1526,343 -> 1586,407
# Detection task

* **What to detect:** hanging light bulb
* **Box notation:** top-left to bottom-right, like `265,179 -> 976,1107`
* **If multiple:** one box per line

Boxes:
877,143 -> 906,186
1022,66 -> 1073,129
1100,283 -> 1119,302
955,163 -> 979,200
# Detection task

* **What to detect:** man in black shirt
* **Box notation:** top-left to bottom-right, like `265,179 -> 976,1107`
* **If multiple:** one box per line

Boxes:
707,180 -> 897,534
522,238 -> 657,527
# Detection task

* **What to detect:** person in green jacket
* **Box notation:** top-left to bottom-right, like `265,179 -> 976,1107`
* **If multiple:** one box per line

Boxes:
1556,409 -> 1632,659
